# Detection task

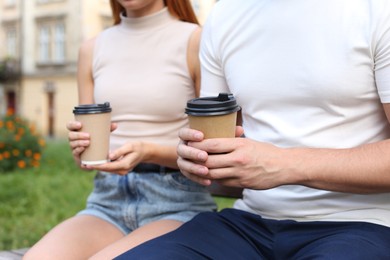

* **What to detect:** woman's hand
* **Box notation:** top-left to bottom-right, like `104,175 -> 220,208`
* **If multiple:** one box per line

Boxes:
85,141 -> 148,175
67,120 -> 117,170
67,120 -> 89,169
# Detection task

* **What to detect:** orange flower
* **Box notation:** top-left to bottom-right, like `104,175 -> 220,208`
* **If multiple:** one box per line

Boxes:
0,142 -> 4,149
17,127 -> 25,135
33,153 -> 41,160
39,138 -> 46,147
31,160 -> 40,167
17,160 -> 26,168
3,151 -> 10,158
6,108 -> 14,116
12,149 -> 20,156
6,121 -> 14,130
25,150 -> 32,157
29,125 -> 36,134
0,154 -> 3,160
14,135 -> 21,141
0,120 -> 3,128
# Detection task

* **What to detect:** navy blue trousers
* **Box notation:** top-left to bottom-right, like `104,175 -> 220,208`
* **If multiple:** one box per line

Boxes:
115,208 -> 390,259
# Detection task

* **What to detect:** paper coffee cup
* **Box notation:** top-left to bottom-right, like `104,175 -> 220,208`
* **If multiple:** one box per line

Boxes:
73,102 -> 112,165
185,93 -> 241,139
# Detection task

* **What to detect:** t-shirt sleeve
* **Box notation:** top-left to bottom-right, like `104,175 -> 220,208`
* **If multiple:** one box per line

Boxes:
199,8 -> 230,97
375,2 -> 390,103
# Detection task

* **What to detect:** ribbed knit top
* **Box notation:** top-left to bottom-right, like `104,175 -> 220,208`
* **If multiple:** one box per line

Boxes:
92,8 -> 198,150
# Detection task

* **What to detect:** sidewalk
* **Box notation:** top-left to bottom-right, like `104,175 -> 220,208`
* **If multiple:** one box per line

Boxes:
0,248 -> 28,260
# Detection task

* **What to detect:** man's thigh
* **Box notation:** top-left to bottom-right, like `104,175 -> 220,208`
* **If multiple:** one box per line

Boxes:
279,221 -> 390,260
115,209 -> 390,260
115,208 -> 274,260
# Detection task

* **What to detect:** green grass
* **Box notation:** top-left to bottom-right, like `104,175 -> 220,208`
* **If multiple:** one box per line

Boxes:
0,139 -> 94,250
214,196 -> 236,211
0,140 -> 236,250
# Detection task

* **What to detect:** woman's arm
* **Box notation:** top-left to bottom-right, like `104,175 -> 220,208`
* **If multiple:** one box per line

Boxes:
77,38 -> 95,104
187,26 -> 202,97
67,38 -> 96,167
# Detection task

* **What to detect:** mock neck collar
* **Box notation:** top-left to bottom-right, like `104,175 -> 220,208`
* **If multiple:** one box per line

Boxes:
119,7 -> 175,33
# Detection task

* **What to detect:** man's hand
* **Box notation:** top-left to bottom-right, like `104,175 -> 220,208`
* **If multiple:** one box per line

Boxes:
177,126 -> 292,190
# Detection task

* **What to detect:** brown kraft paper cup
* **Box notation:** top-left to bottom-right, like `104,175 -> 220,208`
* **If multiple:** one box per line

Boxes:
186,93 -> 244,196
185,93 -> 241,139
73,102 -> 112,165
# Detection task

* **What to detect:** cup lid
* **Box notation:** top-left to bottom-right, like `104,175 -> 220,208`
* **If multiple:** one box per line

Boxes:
73,102 -> 111,114
185,93 -> 240,116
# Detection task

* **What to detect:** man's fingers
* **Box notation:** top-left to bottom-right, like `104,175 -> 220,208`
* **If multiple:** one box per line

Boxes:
188,138 -> 238,155
177,156 -> 209,175
178,128 -> 204,142
177,143 -> 208,162
110,122 -> 117,132
235,126 -> 244,137
178,164 -> 211,186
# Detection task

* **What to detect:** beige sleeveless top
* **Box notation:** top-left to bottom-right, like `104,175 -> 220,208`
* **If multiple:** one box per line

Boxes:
92,8 -> 197,150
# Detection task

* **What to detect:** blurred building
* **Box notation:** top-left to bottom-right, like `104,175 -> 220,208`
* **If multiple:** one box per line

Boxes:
191,0 -> 217,24
0,0 -> 217,138
0,0 -> 112,137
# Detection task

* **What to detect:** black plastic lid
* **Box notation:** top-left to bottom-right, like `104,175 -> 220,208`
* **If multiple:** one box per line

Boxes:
185,93 -> 240,116
73,102 -> 111,115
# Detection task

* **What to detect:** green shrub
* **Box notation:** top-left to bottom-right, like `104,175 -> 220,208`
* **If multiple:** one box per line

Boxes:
0,109 -> 45,172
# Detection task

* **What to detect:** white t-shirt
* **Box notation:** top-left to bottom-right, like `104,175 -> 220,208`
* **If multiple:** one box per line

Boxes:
200,0 -> 390,226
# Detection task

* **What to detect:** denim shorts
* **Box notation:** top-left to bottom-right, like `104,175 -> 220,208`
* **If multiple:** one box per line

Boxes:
77,169 -> 217,235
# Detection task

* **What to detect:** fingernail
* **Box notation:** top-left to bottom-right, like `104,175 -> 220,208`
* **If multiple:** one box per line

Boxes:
198,166 -> 208,175
198,152 -> 207,161
194,132 -> 203,139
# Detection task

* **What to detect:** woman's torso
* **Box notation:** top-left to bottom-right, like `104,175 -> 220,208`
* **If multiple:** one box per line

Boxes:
93,8 -> 197,150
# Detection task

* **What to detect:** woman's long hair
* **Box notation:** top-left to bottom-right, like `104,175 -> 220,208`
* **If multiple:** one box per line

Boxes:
109,0 -> 199,25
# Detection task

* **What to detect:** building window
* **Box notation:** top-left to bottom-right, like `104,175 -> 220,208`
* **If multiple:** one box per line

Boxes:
39,25 -> 50,62
6,27 -> 18,58
54,23 -> 65,62
37,21 -> 66,64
